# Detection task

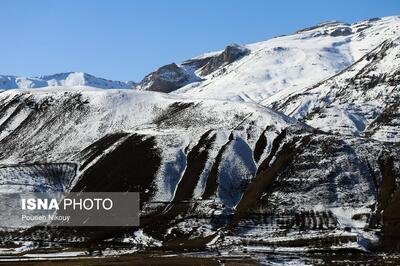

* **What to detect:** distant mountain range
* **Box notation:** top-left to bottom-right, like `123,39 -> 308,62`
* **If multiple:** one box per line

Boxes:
0,72 -> 135,90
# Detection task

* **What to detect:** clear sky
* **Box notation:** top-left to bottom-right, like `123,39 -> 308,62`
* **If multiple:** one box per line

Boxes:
1,0 -> 399,81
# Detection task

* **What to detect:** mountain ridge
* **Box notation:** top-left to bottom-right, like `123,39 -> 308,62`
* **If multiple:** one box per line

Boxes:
0,72 -> 135,90
3,16 -> 399,96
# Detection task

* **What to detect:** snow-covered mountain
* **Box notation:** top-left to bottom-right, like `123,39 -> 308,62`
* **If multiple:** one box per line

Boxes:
1,15 -> 400,258
0,88 -> 397,253
137,16 -> 400,105
135,16 -> 400,143
0,72 -> 135,90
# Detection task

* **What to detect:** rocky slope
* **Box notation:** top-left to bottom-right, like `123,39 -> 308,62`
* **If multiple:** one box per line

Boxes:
0,88 -> 398,253
270,37 -> 400,142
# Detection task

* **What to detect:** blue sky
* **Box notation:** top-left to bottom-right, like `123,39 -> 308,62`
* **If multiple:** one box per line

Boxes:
1,0 -> 399,81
